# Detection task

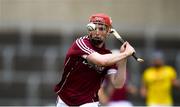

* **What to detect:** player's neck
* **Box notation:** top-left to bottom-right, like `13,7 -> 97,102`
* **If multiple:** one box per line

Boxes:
95,43 -> 104,48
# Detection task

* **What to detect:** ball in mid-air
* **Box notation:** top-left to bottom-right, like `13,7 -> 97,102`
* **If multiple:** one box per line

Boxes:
86,23 -> 96,31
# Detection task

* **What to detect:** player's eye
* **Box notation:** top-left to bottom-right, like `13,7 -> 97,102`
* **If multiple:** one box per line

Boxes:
93,23 -> 107,32
96,26 -> 107,31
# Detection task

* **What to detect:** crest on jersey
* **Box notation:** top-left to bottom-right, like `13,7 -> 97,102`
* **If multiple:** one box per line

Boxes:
82,59 -> 105,73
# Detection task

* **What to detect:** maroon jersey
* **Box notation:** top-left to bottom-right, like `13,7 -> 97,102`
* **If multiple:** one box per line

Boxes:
54,36 -> 115,106
110,85 -> 128,101
110,72 -> 130,101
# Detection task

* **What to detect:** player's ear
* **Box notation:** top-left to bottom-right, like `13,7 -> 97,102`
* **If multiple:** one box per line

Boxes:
107,27 -> 111,36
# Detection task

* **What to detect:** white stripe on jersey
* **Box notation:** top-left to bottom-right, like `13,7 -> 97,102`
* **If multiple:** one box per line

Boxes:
76,39 -> 92,54
79,38 -> 94,53
76,37 -> 95,55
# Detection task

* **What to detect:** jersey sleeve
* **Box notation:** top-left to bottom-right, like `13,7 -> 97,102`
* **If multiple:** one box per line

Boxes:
107,65 -> 117,75
68,37 -> 96,57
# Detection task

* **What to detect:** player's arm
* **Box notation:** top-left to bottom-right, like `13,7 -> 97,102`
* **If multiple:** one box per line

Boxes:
172,79 -> 180,89
126,83 -> 138,95
98,81 -> 114,105
101,42 -> 134,88
106,58 -> 127,88
140,81 -> 147,98
169,67 -> 180,89
86,42 -> 134,66
86,42 -> 134,88
86,51 -> 127,66
84,52 -> 128,88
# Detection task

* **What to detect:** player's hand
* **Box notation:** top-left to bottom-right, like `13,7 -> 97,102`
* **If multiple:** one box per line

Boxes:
121,41 -> 135,57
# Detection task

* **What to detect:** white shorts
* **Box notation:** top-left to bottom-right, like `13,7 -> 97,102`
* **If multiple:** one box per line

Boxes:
56,96 -> 99,107
108,100 -> 133,107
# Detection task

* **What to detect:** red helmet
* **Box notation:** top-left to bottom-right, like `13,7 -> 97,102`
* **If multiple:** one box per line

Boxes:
89,13 -> 112,27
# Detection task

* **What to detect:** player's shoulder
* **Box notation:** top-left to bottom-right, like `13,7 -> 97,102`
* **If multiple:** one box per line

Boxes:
75,35 -> 90,44
163,65 -> 174,69
143,67 -> 155,76
76,35 -> 89,41
163,65 -> 176,72
144,67 -> 154,72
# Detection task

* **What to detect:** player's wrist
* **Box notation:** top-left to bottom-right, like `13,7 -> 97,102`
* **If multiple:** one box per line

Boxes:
122,52 -> 130,58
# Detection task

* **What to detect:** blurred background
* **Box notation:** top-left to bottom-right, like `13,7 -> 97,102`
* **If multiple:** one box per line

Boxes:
0,0 -> 180,106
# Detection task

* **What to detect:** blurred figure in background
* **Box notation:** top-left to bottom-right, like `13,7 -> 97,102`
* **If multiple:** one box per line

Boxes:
98,74 -> 137,107
98,50 -> 137,107
140,51 -> 180,107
